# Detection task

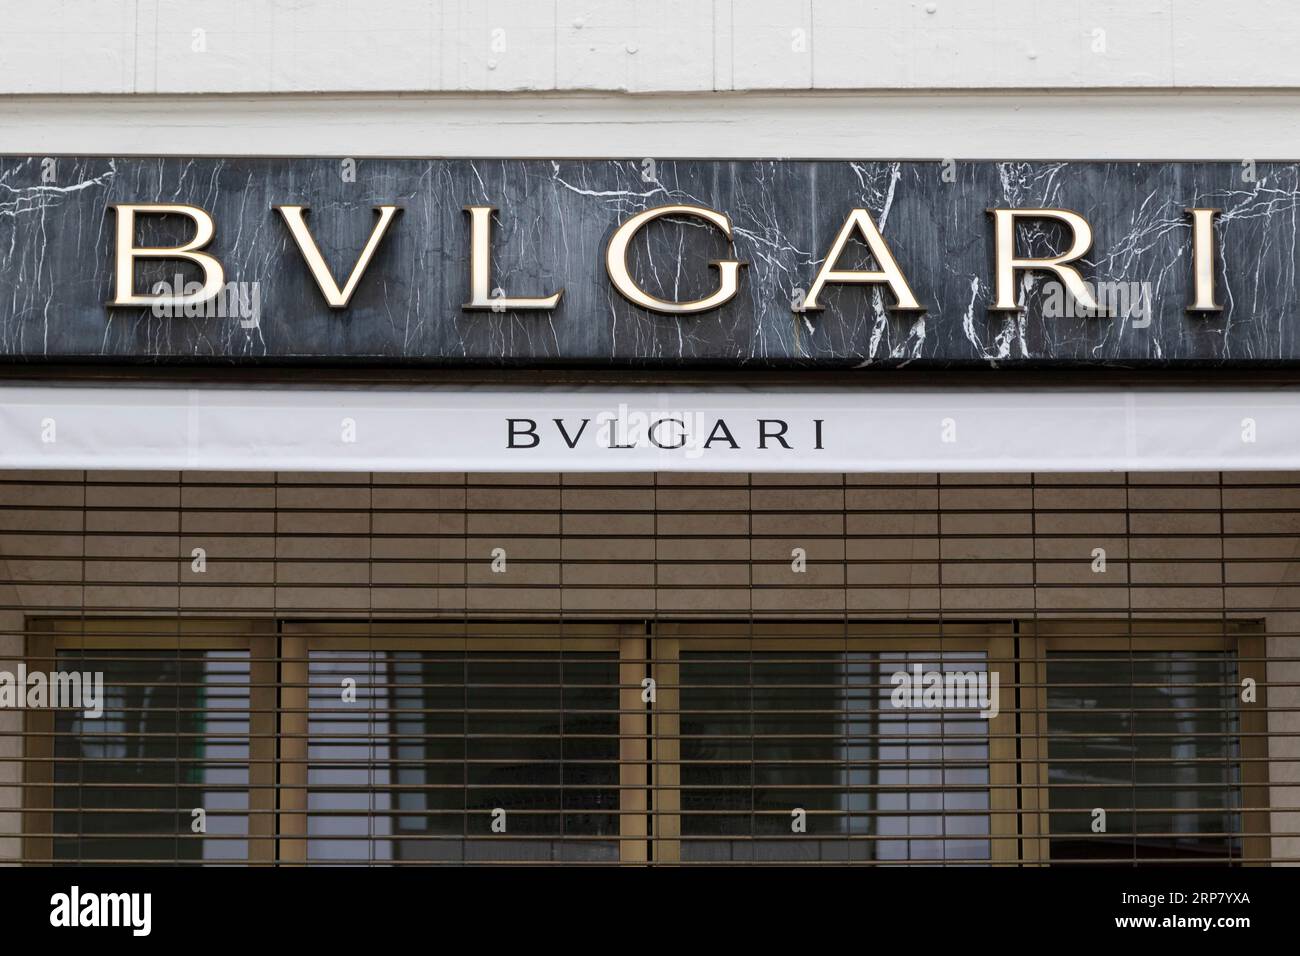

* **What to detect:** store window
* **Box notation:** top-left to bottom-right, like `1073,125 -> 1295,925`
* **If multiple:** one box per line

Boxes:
1023,623 -> 1268,865
22,618 -> 1264,865
655,623 -> 1015,863
23,620 -> 276,865
304,640 -> 622,862
1046,649 -> 1240,860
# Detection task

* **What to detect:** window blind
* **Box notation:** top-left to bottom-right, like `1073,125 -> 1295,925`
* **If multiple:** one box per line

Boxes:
0,470 -> 1290,864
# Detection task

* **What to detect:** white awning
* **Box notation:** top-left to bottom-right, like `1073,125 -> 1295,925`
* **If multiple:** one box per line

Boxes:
0,384 -> 1297,473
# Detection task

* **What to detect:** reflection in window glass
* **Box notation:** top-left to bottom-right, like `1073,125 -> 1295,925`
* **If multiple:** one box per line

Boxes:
678,650 -> 992,863
53,650 -> 251,863
307,650 -> 620,862
1046,650 -> 1242,862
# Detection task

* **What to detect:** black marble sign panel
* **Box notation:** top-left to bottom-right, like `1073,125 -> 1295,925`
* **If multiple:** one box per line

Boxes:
0,157 -> 1295,368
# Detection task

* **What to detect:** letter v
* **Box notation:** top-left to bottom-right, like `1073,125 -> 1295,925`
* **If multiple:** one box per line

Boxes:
554,419 -> 591,449
276,205 -> 401,308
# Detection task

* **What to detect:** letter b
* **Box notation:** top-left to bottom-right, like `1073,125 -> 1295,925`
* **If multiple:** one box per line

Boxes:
508,419 -> 540,448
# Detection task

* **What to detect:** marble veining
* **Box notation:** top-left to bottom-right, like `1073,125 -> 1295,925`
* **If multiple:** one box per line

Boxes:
0,156 -> 1296,368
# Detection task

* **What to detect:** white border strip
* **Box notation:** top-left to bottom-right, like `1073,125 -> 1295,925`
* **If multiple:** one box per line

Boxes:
0,385 -> 1295,473
4,92 -> 1300,160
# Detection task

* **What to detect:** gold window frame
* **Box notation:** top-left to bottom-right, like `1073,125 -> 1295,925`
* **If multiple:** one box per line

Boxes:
21,616 -> 1268,867
1019,620 -> 1269,865
23,617 -> 278,865
279,620 -> 646,864
650,621 -> 1018,864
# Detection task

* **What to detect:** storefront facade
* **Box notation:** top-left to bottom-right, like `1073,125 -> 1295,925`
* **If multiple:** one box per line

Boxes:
1,1 -> 1299,868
